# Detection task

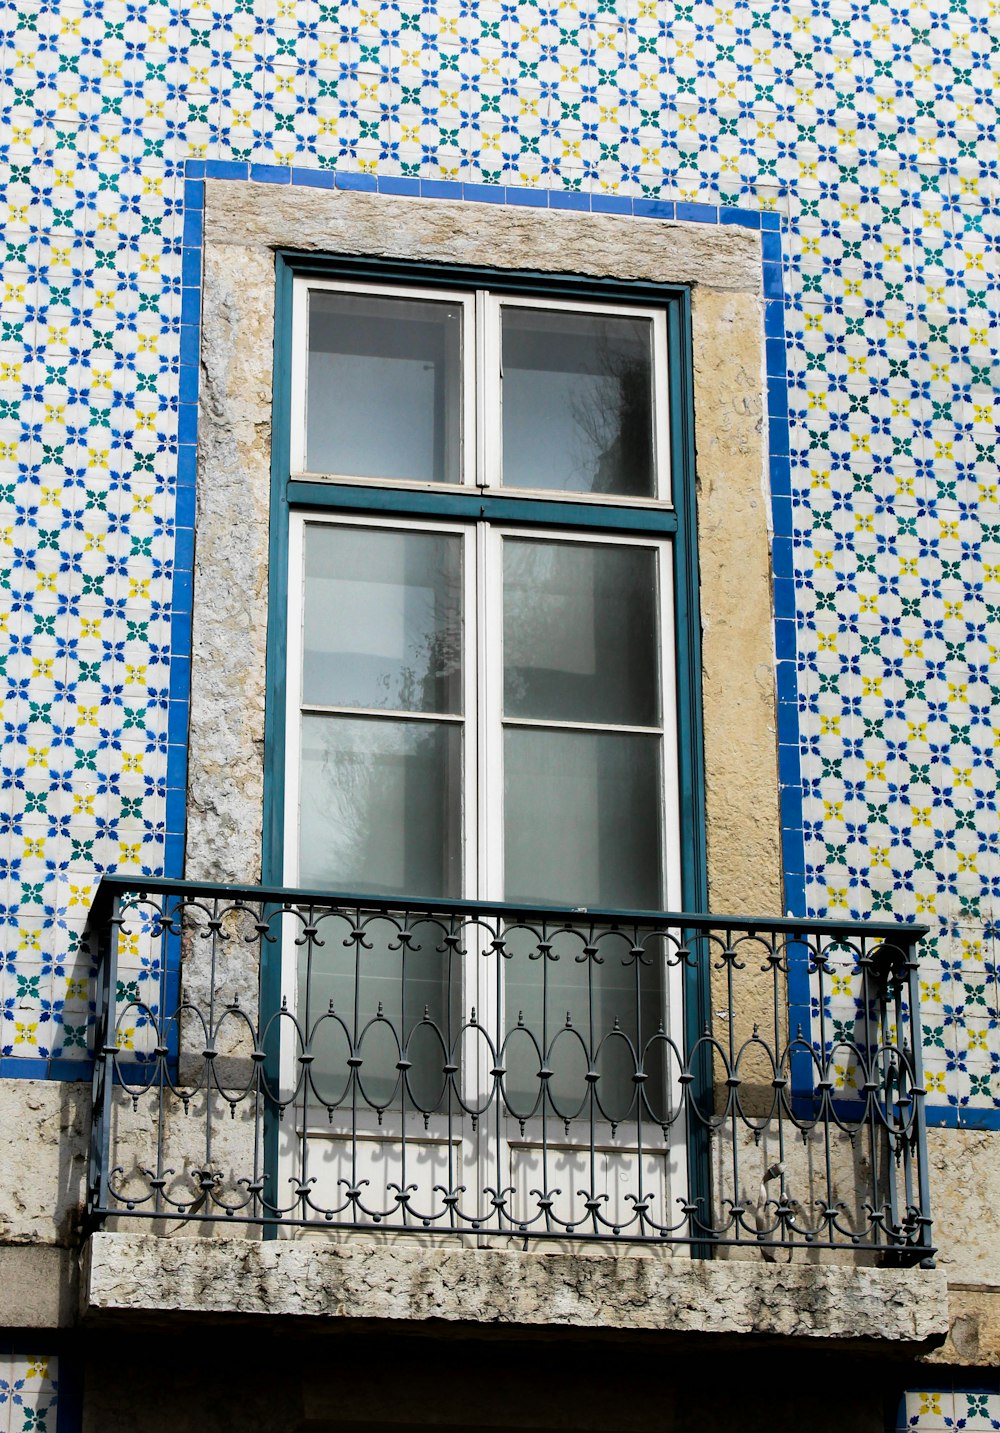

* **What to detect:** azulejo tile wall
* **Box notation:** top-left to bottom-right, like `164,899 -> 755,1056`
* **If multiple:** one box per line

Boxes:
0,0 -> 997,1119
0,1353 -> 59,1433
900,1388 -> 1000,1431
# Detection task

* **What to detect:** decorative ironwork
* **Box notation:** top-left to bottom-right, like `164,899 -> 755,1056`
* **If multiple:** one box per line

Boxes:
86,875 -> 934,1262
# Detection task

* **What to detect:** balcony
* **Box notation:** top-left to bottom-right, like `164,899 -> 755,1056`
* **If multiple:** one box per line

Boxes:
79,875 -> 946,1345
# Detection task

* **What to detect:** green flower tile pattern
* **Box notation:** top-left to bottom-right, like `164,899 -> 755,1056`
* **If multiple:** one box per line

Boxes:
0,0 -> 997,1120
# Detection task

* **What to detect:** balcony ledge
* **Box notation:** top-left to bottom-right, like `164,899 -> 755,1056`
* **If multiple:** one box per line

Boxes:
81,1232 -> 948,1350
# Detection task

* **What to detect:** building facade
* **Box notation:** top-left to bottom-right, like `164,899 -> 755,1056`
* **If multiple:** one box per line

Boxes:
0,0 -> 998,1427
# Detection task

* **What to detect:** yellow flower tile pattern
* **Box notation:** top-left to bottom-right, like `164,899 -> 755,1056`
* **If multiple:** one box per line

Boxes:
0,1353 -> 59,1432
0,0 -> 997,1122
901,1389 -> 1000,1431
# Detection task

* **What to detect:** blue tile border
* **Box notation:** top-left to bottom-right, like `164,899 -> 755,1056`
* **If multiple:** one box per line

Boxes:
0,1056 -> 96,1081
290,168 -> 335,190
760,249 -> 817,1099
336,170 -> 377,192
720,208 -> 761,228
420,176 -> 465,200
376,175 -> 420,197
250,162 -> 290,185
913,1103 -> 1000,1131
633,198 -> 676,220
156,165 -> 206,893
675,200 -> 719,224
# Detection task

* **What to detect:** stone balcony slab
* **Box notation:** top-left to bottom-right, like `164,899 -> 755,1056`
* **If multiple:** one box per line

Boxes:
81,1232 -> 948,1350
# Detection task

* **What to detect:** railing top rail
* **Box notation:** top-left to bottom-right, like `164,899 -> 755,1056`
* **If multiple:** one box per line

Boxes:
92,873 -> 929,941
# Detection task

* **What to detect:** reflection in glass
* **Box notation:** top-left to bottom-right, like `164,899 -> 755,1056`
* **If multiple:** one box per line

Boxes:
300,715 -> 462,898
503,539 -> 659,726
299,914 -> 459,1116
306,291 -> 462,483
501,307 -> 655,496
502,925 -> 667,1122
303,525 -> 463,713
504,727 -> 662,910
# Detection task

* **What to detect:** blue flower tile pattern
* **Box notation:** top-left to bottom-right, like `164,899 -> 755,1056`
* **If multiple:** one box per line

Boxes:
0,0 -> 997,1125
900,1388 -> 1000,1431
0,1353 -> 59,1433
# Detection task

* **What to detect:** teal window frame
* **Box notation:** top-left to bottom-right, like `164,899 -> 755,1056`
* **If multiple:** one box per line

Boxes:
264,249 -> 707,918
262,249 -> 711,1244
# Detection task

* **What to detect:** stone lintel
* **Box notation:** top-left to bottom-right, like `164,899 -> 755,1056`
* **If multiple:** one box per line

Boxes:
82,1232 -> 948,1350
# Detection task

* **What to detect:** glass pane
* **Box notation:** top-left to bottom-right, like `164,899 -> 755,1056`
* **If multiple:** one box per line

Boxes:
501,307 -> 655,497
503,539 -> 659,726
299,914 -> 460,1116
306,291 -> 462,483
504,728 -> 662,909
299,715 -> 462,898
503,925 -> 667,1121
303,525 -> 463,714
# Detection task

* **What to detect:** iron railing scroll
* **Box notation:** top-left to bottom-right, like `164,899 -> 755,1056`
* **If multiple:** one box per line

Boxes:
85,875 -> 934,1262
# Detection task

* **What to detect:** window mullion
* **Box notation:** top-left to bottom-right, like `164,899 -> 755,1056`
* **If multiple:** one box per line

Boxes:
282,511 -> 306,885
478,520 -> 504,902
480,291 -> 501,493
472,288 -> 486,492
289,281 -> 308,475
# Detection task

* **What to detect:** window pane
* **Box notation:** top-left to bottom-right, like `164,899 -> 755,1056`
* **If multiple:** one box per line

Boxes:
503,539 -> 659,726
503,727 -> 662,909
303,525 -> 463,714
306,291 -> 462,483
299,914 -> 460,1116
503,925 -> 667,1121
501,307 -> 655,497
300,715 -> 462,898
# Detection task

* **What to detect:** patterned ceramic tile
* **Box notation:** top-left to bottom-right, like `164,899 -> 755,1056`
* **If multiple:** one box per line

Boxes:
901,1388 -> 1000,1432
0,1353 -> 59,1433
0,0 -> 998,1125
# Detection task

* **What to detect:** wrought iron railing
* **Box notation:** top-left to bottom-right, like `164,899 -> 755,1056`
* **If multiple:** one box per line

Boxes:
85,875 -> 934,1261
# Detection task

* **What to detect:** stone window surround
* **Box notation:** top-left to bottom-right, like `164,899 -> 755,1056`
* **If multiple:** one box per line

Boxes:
189,178 -> 782,928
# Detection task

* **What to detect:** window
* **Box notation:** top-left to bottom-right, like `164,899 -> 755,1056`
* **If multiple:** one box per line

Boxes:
189,181 -> 779,938
189,186 -> 778,1233
281,274 -> 682,915
273,267 -> 692,1173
